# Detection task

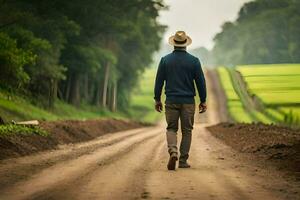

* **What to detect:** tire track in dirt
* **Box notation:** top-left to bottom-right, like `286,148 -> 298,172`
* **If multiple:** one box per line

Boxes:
191,125 -> 281,200
144,124 -> 283,200
0,127 -> 161,200
0,128 -> 150,189
0,127 -> 152,189
31,134 -> 165,200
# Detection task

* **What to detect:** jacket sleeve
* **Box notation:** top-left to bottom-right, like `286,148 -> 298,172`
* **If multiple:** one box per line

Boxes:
194,58 -> 207,103
154,57 -> 166,102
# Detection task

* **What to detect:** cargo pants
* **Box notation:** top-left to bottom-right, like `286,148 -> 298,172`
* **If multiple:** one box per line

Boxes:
165,104 -> 195,162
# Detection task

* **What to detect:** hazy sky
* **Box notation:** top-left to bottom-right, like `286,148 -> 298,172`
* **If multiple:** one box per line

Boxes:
159,0 -> 251,49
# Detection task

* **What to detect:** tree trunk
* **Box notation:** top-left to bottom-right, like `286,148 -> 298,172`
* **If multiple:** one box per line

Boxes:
64,74 -> 72,102
83,73 -> 89,101
102,62 -> 110,108
57,86 -> 63,100
48,79 -> 57,108
0,116 -> 5,125
111,82 -> 117,112
93,81 -> 101,106
88,78 -> 94,104
68,72 -> 80,106
107,83 -> 111,111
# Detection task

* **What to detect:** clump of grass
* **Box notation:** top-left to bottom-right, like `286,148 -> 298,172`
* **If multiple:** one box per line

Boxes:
0,124 -> 48,137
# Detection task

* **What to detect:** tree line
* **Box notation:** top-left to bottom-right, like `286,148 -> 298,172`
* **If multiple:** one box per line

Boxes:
0,0 -> 166,111
198,0 -> 300,67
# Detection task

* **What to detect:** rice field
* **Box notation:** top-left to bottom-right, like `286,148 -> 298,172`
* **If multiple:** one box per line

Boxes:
237,64 -> 300,106
237,64 -> 300,124
217,67 -> 252,123
218,64 -> 300,124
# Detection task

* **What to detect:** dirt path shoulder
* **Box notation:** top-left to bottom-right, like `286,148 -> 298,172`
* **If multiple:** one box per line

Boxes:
0,119 -> 144,160
206,69 -> 230,122
208,123 -> 300,176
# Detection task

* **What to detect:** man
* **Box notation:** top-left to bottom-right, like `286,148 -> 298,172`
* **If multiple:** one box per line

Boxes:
154,31 -> 207,170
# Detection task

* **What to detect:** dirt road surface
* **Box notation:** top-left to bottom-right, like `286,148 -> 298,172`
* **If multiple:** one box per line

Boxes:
0,72 -> 298,200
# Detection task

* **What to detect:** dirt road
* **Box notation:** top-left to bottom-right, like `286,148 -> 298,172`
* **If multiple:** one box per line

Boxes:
0,73 -> 298,200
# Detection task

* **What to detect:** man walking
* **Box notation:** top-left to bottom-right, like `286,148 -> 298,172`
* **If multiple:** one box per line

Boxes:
154,31 -> 207,170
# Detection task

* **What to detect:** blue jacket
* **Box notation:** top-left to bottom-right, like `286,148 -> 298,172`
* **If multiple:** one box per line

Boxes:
154,49 -> 206,104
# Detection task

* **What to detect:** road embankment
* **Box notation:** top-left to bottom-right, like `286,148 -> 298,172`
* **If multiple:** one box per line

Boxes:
208,122 -> 300,176
0,119 -> 145,160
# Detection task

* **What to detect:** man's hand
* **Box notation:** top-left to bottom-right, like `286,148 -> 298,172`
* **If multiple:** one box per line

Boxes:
155,101 -> 163,113
199,102 -> 207,113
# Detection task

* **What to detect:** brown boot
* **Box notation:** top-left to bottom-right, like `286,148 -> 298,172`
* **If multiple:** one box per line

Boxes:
178,161 -> 191,168
167,152 -> 178,170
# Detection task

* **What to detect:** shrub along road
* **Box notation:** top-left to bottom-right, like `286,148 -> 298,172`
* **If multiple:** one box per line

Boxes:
0,72 -> 299,200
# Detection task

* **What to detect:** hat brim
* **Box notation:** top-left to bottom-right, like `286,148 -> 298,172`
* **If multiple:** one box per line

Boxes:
168,35 -> 192,47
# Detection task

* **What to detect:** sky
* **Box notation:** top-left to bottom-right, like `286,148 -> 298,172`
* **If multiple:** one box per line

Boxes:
158,0 -> 251,50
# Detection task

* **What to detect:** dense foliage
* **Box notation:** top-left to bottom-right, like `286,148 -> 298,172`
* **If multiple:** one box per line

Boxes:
196,0 -> 300,67
0,0 -> 165,110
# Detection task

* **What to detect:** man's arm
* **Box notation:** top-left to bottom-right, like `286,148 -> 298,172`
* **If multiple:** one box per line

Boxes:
154,58 -> 165,112
194,59 -> 207,112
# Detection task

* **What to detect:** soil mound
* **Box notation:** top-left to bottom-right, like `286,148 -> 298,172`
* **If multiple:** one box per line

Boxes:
208,123 -> 300,174
0,119 -> 144,160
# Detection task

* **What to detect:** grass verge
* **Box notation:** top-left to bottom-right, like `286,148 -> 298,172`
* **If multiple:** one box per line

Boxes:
0,91 -> 127,123
0,124 -> 48,137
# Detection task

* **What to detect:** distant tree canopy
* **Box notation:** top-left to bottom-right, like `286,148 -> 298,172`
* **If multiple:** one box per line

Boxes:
212,0 -> 300,66
0,0 -> 166,110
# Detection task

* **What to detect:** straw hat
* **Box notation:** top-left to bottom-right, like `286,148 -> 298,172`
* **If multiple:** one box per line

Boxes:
168,31 -> 192,47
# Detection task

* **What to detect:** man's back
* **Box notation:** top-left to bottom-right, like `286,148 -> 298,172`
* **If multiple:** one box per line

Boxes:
163,49 -> 199,102
154,48 -> 206,104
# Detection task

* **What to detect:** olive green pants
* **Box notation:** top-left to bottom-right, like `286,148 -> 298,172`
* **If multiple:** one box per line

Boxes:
165,104 -> 195,162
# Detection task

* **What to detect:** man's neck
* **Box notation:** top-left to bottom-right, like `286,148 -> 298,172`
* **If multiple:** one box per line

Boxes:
174,46 -> 186,51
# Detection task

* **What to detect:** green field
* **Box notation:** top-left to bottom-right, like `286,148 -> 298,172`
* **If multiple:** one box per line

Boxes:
237,64 -> 300,105
129,68 -> 163,123
218,64 -> 300,126
237,64 -> 300,125
217,67 -> 252,123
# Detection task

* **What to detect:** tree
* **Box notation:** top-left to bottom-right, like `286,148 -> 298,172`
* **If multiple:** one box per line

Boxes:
0,0 -> 166,111
212,0 -> 300,66
0,32 -> 35,91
